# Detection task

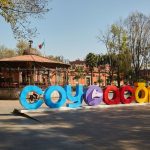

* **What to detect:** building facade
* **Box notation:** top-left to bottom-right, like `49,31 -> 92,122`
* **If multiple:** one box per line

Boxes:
68,59 -> 110,87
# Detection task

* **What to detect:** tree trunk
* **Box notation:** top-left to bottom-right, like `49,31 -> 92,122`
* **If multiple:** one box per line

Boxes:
117,65 -> 121,88
91,69 -> 93,85
134,68 -> 140,82
98,69 -> 100,86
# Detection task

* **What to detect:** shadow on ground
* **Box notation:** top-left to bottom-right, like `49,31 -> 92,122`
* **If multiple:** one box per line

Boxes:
0,105 -> 150,150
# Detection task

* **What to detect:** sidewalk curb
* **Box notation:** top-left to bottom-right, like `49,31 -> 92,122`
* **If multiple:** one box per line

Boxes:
17,103 -> 150,113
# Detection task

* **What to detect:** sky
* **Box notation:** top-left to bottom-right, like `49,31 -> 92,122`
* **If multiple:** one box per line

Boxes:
1,0 -> 150,61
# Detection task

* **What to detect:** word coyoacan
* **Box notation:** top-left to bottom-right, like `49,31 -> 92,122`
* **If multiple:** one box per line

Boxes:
19,82 -> 150,110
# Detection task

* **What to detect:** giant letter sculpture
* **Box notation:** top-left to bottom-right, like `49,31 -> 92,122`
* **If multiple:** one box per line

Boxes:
44,86 -> 66,108
19,85 -> 43,110
65,84 -> 83,108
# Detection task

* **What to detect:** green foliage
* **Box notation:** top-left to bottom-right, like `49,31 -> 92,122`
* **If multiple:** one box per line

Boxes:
97,78 -> 103,84
98,11 -> 150,84
74,66 -> 85,81
85,53 -> 98,85
85,53 -> 97,70
99,21 -> 132,86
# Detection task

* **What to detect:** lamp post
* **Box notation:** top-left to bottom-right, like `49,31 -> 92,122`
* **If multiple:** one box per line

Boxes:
28,40 -> 33,54
28,40 -> 33,84
29,40 -> 33,48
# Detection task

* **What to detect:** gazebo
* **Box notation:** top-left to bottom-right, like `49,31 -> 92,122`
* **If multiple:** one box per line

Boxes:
0,43 -> 70,99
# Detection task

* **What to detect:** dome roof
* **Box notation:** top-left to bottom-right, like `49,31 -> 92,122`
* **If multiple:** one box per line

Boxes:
23,48 -> 38,55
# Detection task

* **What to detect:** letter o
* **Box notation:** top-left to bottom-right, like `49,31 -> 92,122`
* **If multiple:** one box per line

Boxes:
19,85 -> 43,110
120,86 -> 135,104
135,86 -> 148,103
103,85 -> 120,105
44,86 -> 66,108
84,85 -> 103,106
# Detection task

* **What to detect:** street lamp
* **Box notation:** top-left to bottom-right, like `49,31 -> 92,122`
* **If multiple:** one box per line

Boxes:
29,40 -> 33,48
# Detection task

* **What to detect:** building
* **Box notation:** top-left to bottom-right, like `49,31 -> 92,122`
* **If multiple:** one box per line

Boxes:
68,59 -> 110,87
0,45 -> 70,99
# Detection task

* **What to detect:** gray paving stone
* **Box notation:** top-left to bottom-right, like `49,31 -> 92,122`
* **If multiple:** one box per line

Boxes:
0,100 -> 150,150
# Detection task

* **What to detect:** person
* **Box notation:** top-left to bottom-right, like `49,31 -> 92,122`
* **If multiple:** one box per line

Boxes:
29,92 -> 39,103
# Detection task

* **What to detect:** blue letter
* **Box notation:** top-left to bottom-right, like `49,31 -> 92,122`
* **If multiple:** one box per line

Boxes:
65,84 -> 83,108
44,86 -> 66,108
19,85 -> 43,110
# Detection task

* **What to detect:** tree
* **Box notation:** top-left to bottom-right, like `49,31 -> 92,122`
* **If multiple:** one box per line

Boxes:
98,22 -> 132,87
97,54 -> 107,86
16,40 -> 41,56
108,24 -> 132,87
85,53 -> 97,85
0,45 -> 16,58
0,0 -> 49,39
98,11 -> 150,84
47,55 -> 65,62
103,53 -> 118,85
74,66 -> 85,83
16,40 -> 29,55
125,12 -> 150,81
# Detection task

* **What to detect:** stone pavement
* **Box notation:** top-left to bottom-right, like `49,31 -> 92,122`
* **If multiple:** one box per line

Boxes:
0,100 -> 150,150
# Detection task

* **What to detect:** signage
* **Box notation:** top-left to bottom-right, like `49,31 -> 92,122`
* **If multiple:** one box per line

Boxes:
19,83 -> 150,110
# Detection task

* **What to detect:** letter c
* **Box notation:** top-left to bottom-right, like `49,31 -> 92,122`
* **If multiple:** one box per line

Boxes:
19,85 -> 43,110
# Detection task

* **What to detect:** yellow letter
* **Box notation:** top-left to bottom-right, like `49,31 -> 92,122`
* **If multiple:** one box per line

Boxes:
134,82 -> 148,103
147,87 -> 150,102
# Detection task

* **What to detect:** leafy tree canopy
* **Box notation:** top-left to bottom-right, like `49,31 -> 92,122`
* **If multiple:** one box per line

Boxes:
85,53 -> 97,70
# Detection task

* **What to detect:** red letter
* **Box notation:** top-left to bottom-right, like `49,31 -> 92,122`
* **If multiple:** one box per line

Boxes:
120,86 -> 135,104
103,85 -> 120,105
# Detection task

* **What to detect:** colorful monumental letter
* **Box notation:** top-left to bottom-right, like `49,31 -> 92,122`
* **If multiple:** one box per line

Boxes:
65,85 -> 83,108
44,85 -> 67,108
20,84 -> 84,110
84,85 -> 103,106
19,82 -> 150,110
19,85 -> 43,110
134,82 -> 149,103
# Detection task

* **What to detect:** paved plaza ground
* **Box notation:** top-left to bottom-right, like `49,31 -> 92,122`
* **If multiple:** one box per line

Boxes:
0,100 -> 150,150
